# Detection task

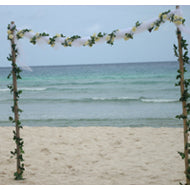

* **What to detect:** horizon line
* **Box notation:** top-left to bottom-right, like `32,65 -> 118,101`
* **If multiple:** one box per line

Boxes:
0,60 -> 178,69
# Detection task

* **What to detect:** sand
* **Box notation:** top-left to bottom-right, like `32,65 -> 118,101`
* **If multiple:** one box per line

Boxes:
0,126 -> 186,185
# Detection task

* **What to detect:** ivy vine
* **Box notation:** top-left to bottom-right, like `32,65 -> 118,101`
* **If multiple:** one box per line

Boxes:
7,22 -> 25,180
174,29 -> 190,184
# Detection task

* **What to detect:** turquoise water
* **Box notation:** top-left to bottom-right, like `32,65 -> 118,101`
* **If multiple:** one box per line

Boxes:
0,61 -> 188,127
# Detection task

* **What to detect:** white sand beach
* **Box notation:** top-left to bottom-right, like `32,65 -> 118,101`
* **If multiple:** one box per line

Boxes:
0,126 -> 185,185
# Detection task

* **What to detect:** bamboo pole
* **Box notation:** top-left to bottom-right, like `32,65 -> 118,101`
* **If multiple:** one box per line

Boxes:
10,21 -> 21,176
176,6 -> 190,184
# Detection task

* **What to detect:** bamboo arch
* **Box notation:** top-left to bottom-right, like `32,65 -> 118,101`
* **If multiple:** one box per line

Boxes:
7,5 -> 190,184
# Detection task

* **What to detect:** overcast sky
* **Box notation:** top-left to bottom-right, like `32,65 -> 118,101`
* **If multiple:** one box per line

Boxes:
0,4 -> 190,67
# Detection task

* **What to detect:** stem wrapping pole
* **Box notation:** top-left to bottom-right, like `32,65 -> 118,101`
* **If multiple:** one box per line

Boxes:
176,5 -> 190,185
10,21 -> 21,177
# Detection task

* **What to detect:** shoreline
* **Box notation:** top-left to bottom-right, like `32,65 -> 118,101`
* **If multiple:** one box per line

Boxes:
0,126 -> 185,185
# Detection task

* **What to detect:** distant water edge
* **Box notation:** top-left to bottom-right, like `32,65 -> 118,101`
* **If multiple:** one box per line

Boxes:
0,61 -> 187,127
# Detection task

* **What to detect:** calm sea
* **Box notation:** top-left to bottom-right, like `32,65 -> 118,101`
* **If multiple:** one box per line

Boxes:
0,61 -> 188,127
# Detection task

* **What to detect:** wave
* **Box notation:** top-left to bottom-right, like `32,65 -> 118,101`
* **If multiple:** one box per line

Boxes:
91,97 -> 179,103
21,87 -> 47,91
0,87 -> 47,92
140,98 -> 179,103
0,88 -> 9,92
0,96 -> 179,103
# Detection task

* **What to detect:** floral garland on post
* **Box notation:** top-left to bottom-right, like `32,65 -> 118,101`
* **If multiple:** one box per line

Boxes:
7,22 -> 25,180
174,20 -> 190,184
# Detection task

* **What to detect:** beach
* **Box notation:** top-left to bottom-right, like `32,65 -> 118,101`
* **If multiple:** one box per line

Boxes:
0,126 -> 185,185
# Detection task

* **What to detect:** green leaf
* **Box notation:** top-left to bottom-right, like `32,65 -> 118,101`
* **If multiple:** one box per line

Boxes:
176,74 -> 181,80
10,151 -> 15,155
7,73 -> 12,79
176,114 -> 187,120
178,151 -> 185,159
175,81 -> 181,86
9,116 -> 13,121
135,21 -> 141,27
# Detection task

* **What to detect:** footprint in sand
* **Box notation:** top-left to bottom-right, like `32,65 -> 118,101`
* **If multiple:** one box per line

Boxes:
40,148 -> 51,154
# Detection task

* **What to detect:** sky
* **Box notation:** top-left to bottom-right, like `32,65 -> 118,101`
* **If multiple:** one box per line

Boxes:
0,2 -> 190,67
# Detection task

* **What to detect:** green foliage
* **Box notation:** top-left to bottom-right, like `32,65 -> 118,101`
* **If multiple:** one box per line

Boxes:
7,23 -> 25,180
124,33 -> 133,39
12,9 -> 187,49
174,29 -> 190,184
30,36 -> 37,45
135,21 -> 141,27
62,35 -> 81,47
178,151 -> 185,159
16,29 -> 31,39
147,9 -> 186,33
14,170 -> 24,180
106,29 -> 119,45
97,32 -> 106,38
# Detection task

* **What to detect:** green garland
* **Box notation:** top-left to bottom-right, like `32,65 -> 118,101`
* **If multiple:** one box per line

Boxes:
174,30 -> 190,184
10,10 -> 185,48
7,23 -> 25,180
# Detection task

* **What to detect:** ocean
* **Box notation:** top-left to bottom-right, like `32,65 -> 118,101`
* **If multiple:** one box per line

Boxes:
0,61 -> 187,127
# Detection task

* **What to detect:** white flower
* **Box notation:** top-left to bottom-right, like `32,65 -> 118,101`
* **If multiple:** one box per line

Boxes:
174,20 -> 182,25
174,15 -> 179,20
106,35 -> 110,41
7,30 -> 12,34
18,33 -> 24,38
8,34 -> 14,40
163,14 -> 167,20
154,26 -> 159,31
84,41 -> 89,46
68,41 -> 72,46
132,27 -> 136,32
95,37 -> 100,42
56,34 -> 61,38
124,36 -> 129,41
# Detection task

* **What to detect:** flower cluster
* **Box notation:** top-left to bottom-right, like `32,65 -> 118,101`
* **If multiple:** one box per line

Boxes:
16,29 -> 31,39
124,21 -> 141,41
30,32 -> 49,45
148,10 -> 185,33
61,35 -> 81,47
148,10 -> 171,32
7,29 -> 14,40
172,15 -> 185,25
84,32 -> 106,47
105,29 -> 118,45
48,33 -> 65,47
